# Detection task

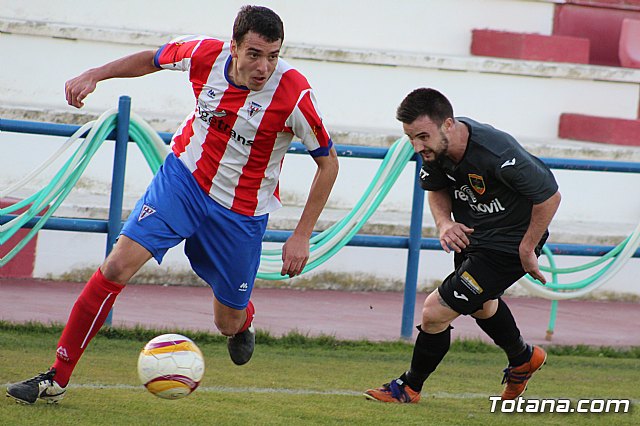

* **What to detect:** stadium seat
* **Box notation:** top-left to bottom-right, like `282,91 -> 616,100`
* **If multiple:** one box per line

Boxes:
558,113 -> 640,146
619,18 -> 640,68
471,29 -> 590,63
0,198 -> 39,278
553,4 -> 640,66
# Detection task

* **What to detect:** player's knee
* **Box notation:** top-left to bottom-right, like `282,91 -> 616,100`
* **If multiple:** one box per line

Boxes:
100,261 -> 129,284
420,309 -> 452,334
100,257 -> 133,284
100,236 -> 151,283
420,319 -> 451,334
214,317 -> 243,336
419,291 -> 456,333
101,250 -> 151,284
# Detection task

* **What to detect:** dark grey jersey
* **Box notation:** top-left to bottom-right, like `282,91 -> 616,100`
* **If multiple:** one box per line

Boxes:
420,117 -> 558,253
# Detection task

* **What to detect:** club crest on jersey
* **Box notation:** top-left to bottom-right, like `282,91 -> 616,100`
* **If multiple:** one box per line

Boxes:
247,101 -> 262,119
468,174 -> 486,195
138,204 -> 156,222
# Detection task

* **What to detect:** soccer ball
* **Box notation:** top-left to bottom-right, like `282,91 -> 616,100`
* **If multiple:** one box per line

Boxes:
137,333 -> 205,399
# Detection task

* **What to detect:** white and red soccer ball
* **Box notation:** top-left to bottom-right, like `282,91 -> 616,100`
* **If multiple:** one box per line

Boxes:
137,333 -> 205,399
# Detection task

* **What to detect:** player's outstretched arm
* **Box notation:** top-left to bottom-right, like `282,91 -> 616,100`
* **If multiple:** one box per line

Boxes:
65,50 -> 159,108
281,147 -> 339,277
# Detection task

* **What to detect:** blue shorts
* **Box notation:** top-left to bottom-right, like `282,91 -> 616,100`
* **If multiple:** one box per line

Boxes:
120,153 -> 268,310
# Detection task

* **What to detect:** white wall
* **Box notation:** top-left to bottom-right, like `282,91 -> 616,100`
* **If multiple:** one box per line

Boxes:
2,0 -> 640,296
0,0 -> 556,55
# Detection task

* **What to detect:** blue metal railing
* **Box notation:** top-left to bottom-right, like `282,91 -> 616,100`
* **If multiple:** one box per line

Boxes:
2,96 -> 640,339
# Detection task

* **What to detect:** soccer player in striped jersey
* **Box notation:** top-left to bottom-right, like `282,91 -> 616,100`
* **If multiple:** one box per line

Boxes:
7,5 -> 339,404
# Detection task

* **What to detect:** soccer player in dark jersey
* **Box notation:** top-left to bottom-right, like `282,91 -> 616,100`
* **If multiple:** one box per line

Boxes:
365,88 -> 561,403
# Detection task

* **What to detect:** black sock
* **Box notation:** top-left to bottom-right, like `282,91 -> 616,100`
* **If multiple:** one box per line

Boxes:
402,325 -> 452,392
475,298 -> 532,366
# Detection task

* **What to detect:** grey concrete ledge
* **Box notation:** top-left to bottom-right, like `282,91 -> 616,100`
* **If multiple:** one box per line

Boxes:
0,17 -> 173,46
3,17 -> 640,84
15,190 -> 634,246
4,105 -> 640,162
0,105 -> 181,133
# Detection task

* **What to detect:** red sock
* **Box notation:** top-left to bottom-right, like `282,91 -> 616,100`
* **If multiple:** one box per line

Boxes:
238,300 -> 255,333
52,268 -> 124,386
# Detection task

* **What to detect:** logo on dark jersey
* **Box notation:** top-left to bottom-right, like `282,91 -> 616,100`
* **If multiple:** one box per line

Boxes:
501,157 -> 516,168
138,204 -> 156,222
468,174 -> 486,195
247,101 -> 262,119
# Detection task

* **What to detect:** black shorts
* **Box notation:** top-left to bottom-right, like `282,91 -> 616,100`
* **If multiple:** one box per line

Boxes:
438,248 -> 526,315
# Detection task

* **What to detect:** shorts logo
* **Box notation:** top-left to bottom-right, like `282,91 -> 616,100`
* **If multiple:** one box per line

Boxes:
238,282 -> 248,292
138,204 -> 156,222
469,174 -> 486,195
453,291 -> 469,302
461,271 -> 483,294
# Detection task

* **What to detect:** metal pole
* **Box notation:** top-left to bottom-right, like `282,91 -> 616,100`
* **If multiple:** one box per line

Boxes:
104,96 -> 131,325
401,156 -> 425,340
546,300 -> 559,341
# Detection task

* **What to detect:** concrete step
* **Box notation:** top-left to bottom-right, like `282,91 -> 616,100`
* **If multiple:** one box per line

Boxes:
6,106 -> 640,166
4,189 -> 634,247
2,16 -> 638,84
271,206 -> 636,247
0,1 -> 561,58
2,17 -> 640,141
3,116 -> 640,250
4,106 -> 640,160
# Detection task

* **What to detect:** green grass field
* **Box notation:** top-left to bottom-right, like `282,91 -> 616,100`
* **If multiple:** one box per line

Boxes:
1,322 -> 638,425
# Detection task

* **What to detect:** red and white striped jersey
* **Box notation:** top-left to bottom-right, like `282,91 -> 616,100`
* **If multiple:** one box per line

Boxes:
154,35 -> 332,216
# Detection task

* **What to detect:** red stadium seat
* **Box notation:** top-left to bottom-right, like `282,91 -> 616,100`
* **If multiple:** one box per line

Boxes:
559,113 -> 640,146
471,29 -> 590,64
619,18 -> 640,68
0,198 -> 40,278
554,4 -> 640,66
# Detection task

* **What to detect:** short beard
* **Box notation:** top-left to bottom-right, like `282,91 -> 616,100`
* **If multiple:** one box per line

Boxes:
433,131 -> 449,163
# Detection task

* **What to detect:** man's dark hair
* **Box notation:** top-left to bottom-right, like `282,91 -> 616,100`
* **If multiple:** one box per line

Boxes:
233,5 -> 284,45
396,88 -> 454,126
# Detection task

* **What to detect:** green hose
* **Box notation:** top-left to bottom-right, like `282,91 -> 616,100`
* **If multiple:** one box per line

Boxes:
0,111 -> 164,267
